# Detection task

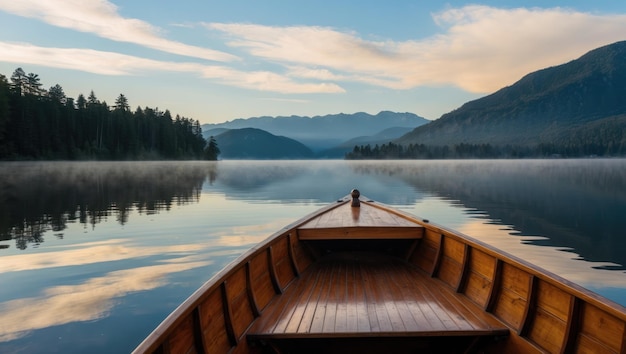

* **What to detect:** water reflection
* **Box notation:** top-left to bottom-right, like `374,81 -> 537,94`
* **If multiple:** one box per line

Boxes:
2,160 -> 625,271
1,239 -> 210,273
347,160 -> 626,268
0,161 -> 216,249
0,253 -> 212,342
1,159 -> 626,352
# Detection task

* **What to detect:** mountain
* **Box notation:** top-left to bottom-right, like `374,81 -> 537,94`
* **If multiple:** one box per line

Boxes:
204,127 -> 230,137
397,41 -> 626,147
317,127 -> 416,158
203,111 -> 429,152
214,128 -> 314,159
343,127 -> 416,146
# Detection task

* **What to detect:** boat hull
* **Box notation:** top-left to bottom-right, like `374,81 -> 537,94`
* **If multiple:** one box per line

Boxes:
134,196 -> 626,354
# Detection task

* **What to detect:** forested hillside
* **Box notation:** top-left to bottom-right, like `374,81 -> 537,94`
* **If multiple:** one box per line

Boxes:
385,41 -> 626,158
215,128 -> 314,159
0,68 -> 213,160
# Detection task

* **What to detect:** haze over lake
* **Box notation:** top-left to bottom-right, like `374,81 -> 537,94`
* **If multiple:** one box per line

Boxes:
1,159 -> 625,353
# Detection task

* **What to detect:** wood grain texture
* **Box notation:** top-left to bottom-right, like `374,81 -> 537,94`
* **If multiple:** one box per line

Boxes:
199,289 -> 231,354
578,302 -> 625,352
247,252 -> 509,340
298,202 -> 423,230
249,252 -> 275,312
134,197 -> 626,354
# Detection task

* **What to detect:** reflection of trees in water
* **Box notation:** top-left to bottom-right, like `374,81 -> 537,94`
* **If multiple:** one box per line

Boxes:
0,162 -> 217,249
350,160 -> 626,267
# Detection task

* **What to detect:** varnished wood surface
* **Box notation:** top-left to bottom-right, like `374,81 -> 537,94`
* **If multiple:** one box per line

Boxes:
134,196 -> 626,354
247,252 -> 509,340
297,202 -> 424,240
298,202 -> 422,229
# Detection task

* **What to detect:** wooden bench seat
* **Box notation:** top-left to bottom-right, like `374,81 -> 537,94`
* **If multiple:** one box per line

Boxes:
297,202 -> 424,240
247,252 -> 509,353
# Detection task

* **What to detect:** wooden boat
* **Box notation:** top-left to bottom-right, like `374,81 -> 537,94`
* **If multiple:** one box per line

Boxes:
134,190 -> 626,354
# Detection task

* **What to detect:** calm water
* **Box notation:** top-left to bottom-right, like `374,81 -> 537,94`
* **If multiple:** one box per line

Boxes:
1,159 -> 625,353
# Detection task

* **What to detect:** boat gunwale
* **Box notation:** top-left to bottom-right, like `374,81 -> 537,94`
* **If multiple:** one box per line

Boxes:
134,195 -> 626,353
364,199 -> 626,322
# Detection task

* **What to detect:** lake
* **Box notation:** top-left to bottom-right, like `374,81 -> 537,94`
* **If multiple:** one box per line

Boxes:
1,159 -> 626,353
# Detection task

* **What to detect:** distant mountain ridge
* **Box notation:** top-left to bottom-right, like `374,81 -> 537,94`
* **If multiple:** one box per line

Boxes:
203,111 -> 429,152
204,41 -> 626,159
344,127 -> 415,146
397,40 -> 626,147
316,126 -> 416,158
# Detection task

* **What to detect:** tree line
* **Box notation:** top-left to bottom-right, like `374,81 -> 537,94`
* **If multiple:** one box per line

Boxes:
346,138 -> 626,160
0,68 -> 220,160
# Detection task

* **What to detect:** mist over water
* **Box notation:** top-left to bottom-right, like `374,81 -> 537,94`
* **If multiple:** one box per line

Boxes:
1,159 -> 625,353
0,161 -> 216,249
347,159 -> 626,265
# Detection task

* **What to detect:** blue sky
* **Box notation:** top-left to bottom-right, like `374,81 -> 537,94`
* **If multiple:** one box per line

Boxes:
1,1 -> 625,124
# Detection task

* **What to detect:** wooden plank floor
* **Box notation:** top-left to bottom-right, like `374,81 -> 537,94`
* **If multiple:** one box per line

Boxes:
247,252 -> 509,340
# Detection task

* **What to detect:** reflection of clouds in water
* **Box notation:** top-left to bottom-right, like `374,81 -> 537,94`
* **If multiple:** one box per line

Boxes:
2,239 -> 211,273
456,219 -> 626,289
0,259 -> 211,342
213,218 -> 296,247
0,217 -> 296,342
0,238 -> 229,342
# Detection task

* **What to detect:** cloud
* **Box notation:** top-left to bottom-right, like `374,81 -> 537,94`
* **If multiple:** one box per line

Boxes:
426,6 -> 626,91
259,97 -> 309,104
3,3 -> 626,95
207,6 -> 626,93
199,65 -> 345,93
0,41 -> 343,93
0,41 -> 193,75
0,0 -> 237,62
207,23 -> 402,88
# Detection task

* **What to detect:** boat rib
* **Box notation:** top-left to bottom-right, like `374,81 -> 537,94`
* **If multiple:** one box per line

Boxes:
133,193 -> 626,354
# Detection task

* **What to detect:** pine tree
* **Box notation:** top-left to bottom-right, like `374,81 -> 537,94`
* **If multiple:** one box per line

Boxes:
114,94 -> 130,111
48,84 -> 66,104
0,74 -> 9,156
204,136 -> 220,160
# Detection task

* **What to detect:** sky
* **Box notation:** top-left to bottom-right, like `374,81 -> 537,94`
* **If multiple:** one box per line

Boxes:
1,1 -> 626,124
